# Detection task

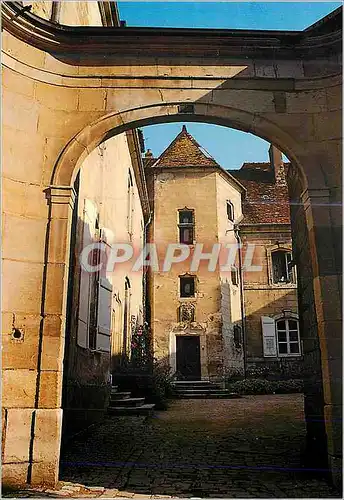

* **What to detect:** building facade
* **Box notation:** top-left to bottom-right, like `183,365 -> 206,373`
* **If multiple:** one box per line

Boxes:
2,0 -> 341,487
62,130 -> 149,437
145,126 -> 301,383
145,126 -> 245,382
230,147 -> 301,379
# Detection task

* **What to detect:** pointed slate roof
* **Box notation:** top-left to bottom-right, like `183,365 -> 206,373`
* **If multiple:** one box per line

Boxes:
151,125 -> 220,169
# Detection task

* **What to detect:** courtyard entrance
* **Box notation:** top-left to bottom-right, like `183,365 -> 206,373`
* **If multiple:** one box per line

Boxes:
56,395 -> 339,498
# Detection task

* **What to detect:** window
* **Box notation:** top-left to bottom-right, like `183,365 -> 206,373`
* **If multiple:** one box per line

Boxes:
226,201 -> 234,222
123,278 -> 131,356
178,209 -> 194,244
261,315 -> 301,357
276,318 -> 300,356
88,245 -> 101,350
180,275 -> 195,298
231,266 -> 238,286
272,250 -> 294,284
127,170 -> 134,238
233,325 -> 242,348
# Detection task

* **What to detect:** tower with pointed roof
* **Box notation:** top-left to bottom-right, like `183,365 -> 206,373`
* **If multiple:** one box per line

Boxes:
145,126 -> 300,385
145,125 -> 246,382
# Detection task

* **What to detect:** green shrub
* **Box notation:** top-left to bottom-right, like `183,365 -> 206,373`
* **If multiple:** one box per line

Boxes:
226,378 -> 304,395
148,359 -> 175,409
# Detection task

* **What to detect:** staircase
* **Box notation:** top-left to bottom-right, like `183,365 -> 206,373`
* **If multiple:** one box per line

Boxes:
172,380 -> 241,399
108,385 -> 155,416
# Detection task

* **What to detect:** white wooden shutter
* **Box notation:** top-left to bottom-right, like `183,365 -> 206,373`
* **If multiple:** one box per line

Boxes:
96,228 -> 113,352
77,199 -> 98,348
261,316 -> 277,357
97,277 -> 113,352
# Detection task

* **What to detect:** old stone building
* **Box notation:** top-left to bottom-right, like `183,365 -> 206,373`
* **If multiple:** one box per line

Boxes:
145,126 -> 245,382
145,126 -> 301,382
62,130 -> 149,437
230,147 -> 301,378
2,0 -> 341,489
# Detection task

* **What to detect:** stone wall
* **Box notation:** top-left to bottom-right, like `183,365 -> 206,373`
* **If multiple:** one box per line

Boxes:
2,4 -> 341,486
239,227 -> 301,377
62,133 -> 145,438
216,174 -> 245,377
23,1 -> 103,25
287,163 -> 329,471
147,166 -> 244,381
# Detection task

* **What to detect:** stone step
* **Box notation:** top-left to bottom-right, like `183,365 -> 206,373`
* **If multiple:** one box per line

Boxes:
172,380 -> 215,385
174,388 -> 229,394
172,381 -> 221,388
109,397 -> 145,408
108,403 -> 155,416
110,391 -> 131,400
172,384 -> 223,392
174,391 -> 241,399
173,386 -> 222,392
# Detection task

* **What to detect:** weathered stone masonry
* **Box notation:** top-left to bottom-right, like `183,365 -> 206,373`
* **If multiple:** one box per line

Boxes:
2,2 -> 342,487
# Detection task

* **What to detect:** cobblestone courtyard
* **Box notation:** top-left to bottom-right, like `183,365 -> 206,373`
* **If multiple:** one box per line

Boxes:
6,395 -> 340,498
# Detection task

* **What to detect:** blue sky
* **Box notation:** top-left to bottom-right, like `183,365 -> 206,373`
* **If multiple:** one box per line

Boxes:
118,2 -> 340,169
117,2 -> 340,30
142,123 -> 274,170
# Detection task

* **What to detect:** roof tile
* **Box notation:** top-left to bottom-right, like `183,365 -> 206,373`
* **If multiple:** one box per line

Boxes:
229,163 -> 291,225
150,125 -> 220,168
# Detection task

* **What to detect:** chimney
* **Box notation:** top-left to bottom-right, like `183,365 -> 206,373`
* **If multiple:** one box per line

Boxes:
269,144 -> 286,185
145,149 -> 153,158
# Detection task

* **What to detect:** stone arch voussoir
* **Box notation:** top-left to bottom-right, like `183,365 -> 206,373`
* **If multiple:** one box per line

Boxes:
52,102 -> 309,189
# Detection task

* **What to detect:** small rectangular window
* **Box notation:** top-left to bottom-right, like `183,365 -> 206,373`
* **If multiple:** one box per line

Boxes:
231,267 -> 238,286
272,250 -> 294,284
179,211 -> 193,224
227,201 -> 234,222
180,276 -> 195,298
178,209 -> 194,245
127,170 -> 134,238
233,325 -> 242,348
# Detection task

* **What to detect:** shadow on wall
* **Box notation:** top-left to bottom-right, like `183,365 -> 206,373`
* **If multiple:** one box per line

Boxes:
62,212 -> 113,444
238,289 -> 327,470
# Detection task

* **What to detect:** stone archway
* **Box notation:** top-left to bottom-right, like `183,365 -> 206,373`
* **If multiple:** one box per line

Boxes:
2,4 -> 341,487
47,105 -> 339,487
52,104 -> 308,187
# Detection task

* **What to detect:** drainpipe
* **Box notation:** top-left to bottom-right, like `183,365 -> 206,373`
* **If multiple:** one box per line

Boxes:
234,224 -> 247,379
143,210 -> 153,324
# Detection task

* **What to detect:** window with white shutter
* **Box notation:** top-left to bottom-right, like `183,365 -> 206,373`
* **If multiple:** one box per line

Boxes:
77,199 -> 98,348
97,277 -> 113,352
276,318 -> 301,356
96,228 -> 113,352
261,316 -> 277,357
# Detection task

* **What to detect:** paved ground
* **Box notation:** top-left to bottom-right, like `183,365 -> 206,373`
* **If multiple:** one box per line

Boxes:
5,395 -> 341,498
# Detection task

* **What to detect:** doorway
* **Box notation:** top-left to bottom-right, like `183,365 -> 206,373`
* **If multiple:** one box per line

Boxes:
176,335 -> 201,380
